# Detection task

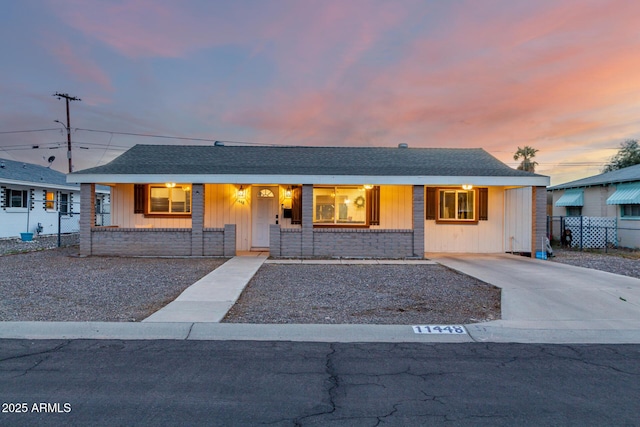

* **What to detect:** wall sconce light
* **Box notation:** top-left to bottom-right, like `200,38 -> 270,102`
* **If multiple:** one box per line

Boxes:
363,184 -> 374,190
237,185 -> 246,199
284,186 -> 292,198
462,184 -> 473,190
165,182 -> 176,188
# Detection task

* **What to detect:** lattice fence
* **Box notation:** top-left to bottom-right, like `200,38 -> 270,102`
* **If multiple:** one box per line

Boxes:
564,216 -> 617,249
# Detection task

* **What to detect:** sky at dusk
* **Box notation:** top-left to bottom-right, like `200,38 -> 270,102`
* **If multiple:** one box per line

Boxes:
1,0 -> 639,185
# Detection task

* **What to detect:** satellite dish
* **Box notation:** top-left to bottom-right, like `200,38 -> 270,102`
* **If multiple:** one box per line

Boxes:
47,156 -> 56,167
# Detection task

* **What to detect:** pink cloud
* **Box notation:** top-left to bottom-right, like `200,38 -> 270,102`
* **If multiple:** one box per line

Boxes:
41,0 -> 640,185
45,35 -> 113,95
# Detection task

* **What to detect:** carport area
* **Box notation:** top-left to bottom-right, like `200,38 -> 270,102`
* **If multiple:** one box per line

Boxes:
428,253 -> 640,343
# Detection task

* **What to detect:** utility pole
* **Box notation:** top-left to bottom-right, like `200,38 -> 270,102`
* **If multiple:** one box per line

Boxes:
53,92 -> 81,173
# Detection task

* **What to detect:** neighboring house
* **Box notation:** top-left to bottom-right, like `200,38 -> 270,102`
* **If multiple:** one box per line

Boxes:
548,163 -> 640,248
0,158 -> 110,239
67,144 -> 549,258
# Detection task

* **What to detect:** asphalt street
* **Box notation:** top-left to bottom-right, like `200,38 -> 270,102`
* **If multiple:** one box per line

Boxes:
1,340 -> 639,426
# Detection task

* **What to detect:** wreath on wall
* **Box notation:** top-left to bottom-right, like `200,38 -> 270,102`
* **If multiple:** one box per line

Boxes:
354,195 -> 365,208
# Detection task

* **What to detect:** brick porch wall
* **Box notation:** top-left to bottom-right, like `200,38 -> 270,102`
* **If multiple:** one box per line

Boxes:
270,226 -> 414,258
89,225 -> 236,256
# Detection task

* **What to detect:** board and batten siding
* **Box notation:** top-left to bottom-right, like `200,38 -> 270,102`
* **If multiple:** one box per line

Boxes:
504,186 -> 532,253
110,184 -> 192,228
372,185 -> 413,230
424,186 -> 505,253
204,183 -> 252,251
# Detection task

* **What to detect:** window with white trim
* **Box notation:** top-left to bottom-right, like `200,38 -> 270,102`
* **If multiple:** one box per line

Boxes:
438,189 -> 475,222
621,205 -> 640,218
60,193 -> 69,214
149,185 -> 191,214
45,191 -> 55,210
566,206 -> 582,217
313,186 -> 367,224
8,189 -> 28,208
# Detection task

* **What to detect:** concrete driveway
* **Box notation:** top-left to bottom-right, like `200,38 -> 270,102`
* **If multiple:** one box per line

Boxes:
428,253 -> 640,343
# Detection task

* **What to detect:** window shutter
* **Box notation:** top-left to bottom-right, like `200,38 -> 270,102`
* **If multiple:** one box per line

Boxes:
425,187 -> 436,220
291,185 -> 302,225
134,184 -> 146,214
367,186 -> 381,225
1,187 -> 6,209
478,188 -> 488,221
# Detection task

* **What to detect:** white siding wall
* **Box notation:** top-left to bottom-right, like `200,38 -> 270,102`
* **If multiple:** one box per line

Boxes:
424,187 -> 505,253
583,187 -> 616,217
0,185 -> 80,238
504,187 -> 532,252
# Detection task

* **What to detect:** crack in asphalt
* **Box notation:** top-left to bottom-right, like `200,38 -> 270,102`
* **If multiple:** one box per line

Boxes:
543,345 -> 640,376
0,340 -> 71,378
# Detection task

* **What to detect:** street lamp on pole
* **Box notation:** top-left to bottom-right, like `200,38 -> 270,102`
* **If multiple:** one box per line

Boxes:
54,119 -> 72,172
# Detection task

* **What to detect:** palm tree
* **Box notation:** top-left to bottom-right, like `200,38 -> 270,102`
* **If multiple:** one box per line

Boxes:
513,146 -> 539,172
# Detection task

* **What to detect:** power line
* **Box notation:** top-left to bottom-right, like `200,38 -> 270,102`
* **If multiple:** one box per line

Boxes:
74,128 -> 280,146
0,128 -> 60,135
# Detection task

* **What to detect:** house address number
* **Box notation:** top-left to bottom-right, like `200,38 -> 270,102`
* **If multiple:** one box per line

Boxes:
413,325 -> 467,334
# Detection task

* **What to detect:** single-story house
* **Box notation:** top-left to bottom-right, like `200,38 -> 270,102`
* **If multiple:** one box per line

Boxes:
0,157 -> 110,239
67,144 -> 549,258
548,163 -> 640,249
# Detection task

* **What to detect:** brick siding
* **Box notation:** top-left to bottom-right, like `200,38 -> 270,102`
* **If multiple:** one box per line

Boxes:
270,226 -> 414,258
89,225 -> 236,257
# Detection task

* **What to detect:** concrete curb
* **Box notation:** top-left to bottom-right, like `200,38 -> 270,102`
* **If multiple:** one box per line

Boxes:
0,322 -> 473,343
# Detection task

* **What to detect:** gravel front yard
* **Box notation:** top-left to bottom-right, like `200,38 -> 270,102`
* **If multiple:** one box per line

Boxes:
0,244 -> 226,321
550,248 -> 640,279
222,263 -> 500,324
2,238 -> 639,324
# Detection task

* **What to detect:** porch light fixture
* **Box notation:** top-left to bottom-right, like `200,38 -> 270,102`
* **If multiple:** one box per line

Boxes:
462,184 -> 473,190
284,186 -> 292,198
237,185 -> 246,199
363,185 -> 374,190
165,182 -> 176,188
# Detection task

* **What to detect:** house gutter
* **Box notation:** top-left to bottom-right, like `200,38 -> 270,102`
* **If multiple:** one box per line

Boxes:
67,174 -> 550,187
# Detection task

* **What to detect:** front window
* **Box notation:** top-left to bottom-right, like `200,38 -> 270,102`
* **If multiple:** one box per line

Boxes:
9,189 -> 28,208
60,193 -> 69,214
621,205 -> 640,218
45,191 -> 55,210
438,189 -> 475,221
565,206 -> 582,217
149,184 -> 191,214
313,186 -> 367,224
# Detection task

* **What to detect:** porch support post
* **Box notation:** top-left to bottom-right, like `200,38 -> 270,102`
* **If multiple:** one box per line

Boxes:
79,183 -> 95,256
270,224 -> 281,257
412,185 -> 425,258
223,224 -> 236,256
301,184 -> 314,257
531,186 -> 546,257
191,183 -> 204,256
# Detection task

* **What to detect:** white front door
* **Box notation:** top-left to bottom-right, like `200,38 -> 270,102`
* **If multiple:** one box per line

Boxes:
252,186 -> 278,248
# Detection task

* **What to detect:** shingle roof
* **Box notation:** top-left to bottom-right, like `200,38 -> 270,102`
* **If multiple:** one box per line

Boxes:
0,157 -> 74,187
72,145 -> 543,178
548,163 -> 640,190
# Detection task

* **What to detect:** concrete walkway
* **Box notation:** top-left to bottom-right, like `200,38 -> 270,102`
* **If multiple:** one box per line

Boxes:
429,253 -> 640,343
143,255 -> 268,322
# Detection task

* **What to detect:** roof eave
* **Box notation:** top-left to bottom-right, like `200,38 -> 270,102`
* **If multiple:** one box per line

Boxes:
67,173 -> 550,187
1,178 -> 80,191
